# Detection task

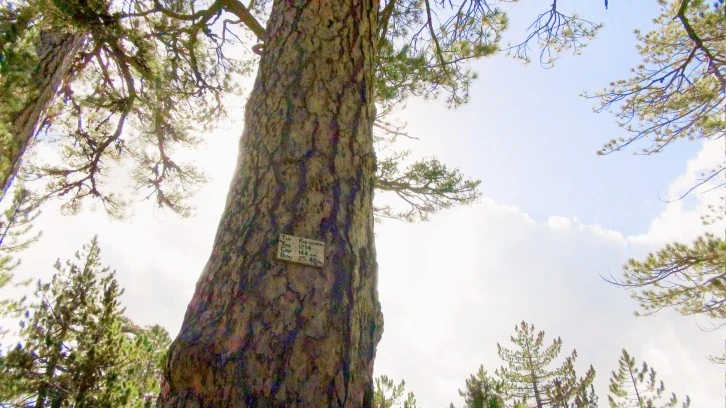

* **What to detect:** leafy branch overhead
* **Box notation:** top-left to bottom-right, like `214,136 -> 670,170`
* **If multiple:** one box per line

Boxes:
505,0 -> 602,67
1,0 -> 253,216
607,233 -> 726,324
376,153 -> 480,222
595,0 -> 726,334
0,0 -> 605,221
589,0 -> 725,157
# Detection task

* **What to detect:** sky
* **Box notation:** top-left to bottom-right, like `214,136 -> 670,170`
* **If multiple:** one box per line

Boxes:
4,1 -> 725,407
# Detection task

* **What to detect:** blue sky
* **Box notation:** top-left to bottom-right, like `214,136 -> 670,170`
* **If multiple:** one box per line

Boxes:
4,1 -> 724,407
397,0 -> 702,236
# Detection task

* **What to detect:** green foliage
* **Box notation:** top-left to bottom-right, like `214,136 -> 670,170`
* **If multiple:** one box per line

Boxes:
373,375 -> 418,408
0,0 -> 246,217
545,368 -> 599,408
590,0 -> 725,157
451,365 -> 505,408
374,0 -> 506,108
505,2 -> 602,67
495,321 -> 596,408
0,186 -> 40,320
124,324 -> 171,406
572,385 -> 599,408
0,1 -> 41,168
376,154 -> 481,221
610,233 -> 726,324
607,349 -> 690,408
0,186 -> 39,399
0,0 -> 607,222
0,187 -> 40,255
0,237 -> 169,407
593,0 -> 725,361
369,0 -> 603,220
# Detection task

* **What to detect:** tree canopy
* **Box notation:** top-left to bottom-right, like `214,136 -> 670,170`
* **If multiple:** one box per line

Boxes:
0,0 -> 606,221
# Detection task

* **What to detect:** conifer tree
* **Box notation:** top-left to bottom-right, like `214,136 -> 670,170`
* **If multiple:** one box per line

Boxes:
591,0 -> 724,157
372,375 -> 417,408
547,376 -> 600,408
0,186 -> 40,320
451,365 -> 506,408
0,237 -> 135,407
495,322 -> 596,408
607,349 -> 690,408
125,324 -> 171,407
572,385 -> 599,408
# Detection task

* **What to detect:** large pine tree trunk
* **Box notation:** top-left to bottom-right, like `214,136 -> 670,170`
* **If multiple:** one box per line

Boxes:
1,31 -> 83,199
157,0 -> 383,406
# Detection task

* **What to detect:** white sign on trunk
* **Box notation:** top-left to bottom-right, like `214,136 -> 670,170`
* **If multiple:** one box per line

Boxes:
277,234 -> 325,267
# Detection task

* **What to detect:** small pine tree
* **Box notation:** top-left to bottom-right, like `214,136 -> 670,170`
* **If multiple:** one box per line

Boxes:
1,237 -> 136,407
496,322 -> 596,408
372,375 -> 417,408
546,360 -> 601,408
453,365 -> 505,408
607,349 -> 690,408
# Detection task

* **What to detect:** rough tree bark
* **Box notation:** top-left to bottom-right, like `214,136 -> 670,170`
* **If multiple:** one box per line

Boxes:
157,0 -> 383,406
1,31 -> 84,199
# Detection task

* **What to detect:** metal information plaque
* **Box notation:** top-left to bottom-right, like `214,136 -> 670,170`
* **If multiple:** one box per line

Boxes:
277,234 -> 325,267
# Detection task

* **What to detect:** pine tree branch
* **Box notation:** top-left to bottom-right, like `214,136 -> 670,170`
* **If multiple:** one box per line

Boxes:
676,0 -> 726,93
221,0 -> 266,41
377,0 -> 398,48
423,0 -> 448,76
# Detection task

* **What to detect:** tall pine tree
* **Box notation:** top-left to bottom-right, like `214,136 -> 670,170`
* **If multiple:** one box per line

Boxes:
495,322 -> 596,408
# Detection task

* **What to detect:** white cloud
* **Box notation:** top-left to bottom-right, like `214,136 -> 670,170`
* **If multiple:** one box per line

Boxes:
373,141 -> 723,407
546,215 -> 572,230
629,139 -> 725,249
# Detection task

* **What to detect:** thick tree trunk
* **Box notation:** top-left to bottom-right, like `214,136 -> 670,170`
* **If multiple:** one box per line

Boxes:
1,31 -> 83,199
157,0 -> 383,406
